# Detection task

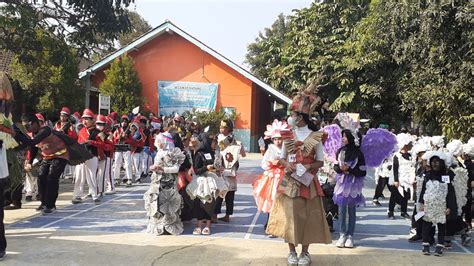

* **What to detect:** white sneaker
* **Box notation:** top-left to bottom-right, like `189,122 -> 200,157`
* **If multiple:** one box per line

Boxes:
297,252 -> 311,266
345,235 -> 354,248
336,234 -> 347,248
287,251 -> 298,266
104,190 -> 116,195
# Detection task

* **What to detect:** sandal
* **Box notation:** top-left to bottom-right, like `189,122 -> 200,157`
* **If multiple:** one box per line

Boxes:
192,227 -> 202,235
202,227 -> 211,235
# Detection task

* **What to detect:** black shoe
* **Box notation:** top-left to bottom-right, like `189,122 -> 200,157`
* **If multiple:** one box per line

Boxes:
461,234 -> 471,246
444,241 -> 452,249
4,205 -> 21,210
422,245 -> 431,255
388,212 -> 395,220
401,212 -> 411,219
408,235 -> 422,243
434,245 -> 444,256
372,200 -> 381,206
42,207 -> 56,214
25,196 -> 33,202
35,205 -> 45,211
0,250 -> 5,261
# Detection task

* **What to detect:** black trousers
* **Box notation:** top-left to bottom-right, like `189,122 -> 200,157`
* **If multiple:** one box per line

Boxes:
388,185 -> 409,213
422,221 -> 445,245
4,183 -> 24,207
373,177 -> 388,200
462,198 -> 472,226
0,178 -> 7,252
215,191 -> 235,216
446,216 -> 468,240
38,158 -> 68,209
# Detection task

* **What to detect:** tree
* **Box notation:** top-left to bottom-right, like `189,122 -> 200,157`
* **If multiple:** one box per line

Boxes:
10,29 -> 83,116
100,54 -> 143,115
118,11 -> 153,47
0,0 -> 133,63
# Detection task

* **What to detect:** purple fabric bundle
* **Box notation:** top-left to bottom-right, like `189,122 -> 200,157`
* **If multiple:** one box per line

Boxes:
361,128 -> 398,168
323,124 -> 342,161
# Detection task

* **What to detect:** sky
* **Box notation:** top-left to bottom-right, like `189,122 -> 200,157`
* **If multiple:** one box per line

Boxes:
132,0 -> 314,69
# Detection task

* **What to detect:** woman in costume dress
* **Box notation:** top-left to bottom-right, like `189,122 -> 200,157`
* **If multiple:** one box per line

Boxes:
333,129 -> 366,248
144,132 -> 186,235
187,132 -> 227,235
266,81 -> 331,266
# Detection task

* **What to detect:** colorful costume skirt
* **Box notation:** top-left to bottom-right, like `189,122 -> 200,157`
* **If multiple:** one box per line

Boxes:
252,166 -> 284,213
333,173 -> 365,207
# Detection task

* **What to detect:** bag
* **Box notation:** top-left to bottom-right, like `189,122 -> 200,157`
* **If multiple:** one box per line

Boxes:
51,130 -> 93,165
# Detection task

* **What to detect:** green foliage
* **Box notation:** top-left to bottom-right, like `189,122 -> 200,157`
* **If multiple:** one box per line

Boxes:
100,54 -> 143,115
10,30 -> 83,116
182,109 -> 238,135
246,0 -> 473,140
0,0 -> 133,62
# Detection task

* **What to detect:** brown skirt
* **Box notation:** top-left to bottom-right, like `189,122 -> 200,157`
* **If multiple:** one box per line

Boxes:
266,194 -> 332,245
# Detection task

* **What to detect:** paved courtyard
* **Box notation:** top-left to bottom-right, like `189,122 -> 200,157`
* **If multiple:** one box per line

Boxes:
3,156 -> 473,265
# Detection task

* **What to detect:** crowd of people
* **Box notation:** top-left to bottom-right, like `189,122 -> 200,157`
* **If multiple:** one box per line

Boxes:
0,78 -> 472,265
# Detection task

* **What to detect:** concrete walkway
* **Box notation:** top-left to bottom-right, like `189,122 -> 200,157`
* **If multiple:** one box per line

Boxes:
3,155 -> 473,265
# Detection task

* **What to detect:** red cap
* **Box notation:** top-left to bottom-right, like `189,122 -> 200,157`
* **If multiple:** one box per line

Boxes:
73,112 -> 80,118
35,113 -> 45,122
60,107 -> 70,116
151,117 -> 161,123
96,114 -> 107,124
105,116 -> 113,127
109,112 -> 118,121
121,114 -> 129,120
82,108 -> 95,118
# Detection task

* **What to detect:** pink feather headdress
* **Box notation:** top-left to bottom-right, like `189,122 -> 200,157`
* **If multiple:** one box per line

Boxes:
264,119 -> 291,139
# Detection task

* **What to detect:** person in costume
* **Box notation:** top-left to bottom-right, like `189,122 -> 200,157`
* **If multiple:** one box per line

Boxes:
253,119 -> 288,230
444,140 -> 471,247
419,152 -> 456,256
388,133 -> 415,220
187,132 -> 227,235
72,109 -> 104,204
408,142 -> 432,243
333,129 -> 367,248
373,157 -> 392,206
173,132 -> 193,222
95,115 -> 114,196
214,119 -> 246,223
461,138 -> 474,230
20,114 -> 69,213
112,115 -> 133,185
144,132 -> 185,235
266,81 -> 331,266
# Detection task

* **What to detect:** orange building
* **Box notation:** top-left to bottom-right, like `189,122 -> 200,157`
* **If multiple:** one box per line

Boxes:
79,21 -> 290,152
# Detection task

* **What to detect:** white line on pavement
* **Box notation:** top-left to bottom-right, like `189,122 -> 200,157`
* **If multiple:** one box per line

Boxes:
452,240 -> 472,254
40,186 -> 144,229
244,210 -> 261,240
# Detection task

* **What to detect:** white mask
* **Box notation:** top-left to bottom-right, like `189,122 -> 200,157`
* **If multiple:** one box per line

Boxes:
287,116 -> 299,128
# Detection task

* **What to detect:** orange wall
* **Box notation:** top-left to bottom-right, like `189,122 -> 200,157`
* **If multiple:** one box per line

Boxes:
91,33 -> 253,129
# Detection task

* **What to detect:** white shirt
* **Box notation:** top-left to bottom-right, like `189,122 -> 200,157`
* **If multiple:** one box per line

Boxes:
0,145 -> 8,179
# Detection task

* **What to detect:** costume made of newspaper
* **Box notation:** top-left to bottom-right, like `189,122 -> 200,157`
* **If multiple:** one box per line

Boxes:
144,132 -> 185,235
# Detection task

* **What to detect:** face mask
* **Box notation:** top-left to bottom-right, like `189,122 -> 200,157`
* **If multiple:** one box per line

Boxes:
287,116 -> 299,127
96,125 -> 105,131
